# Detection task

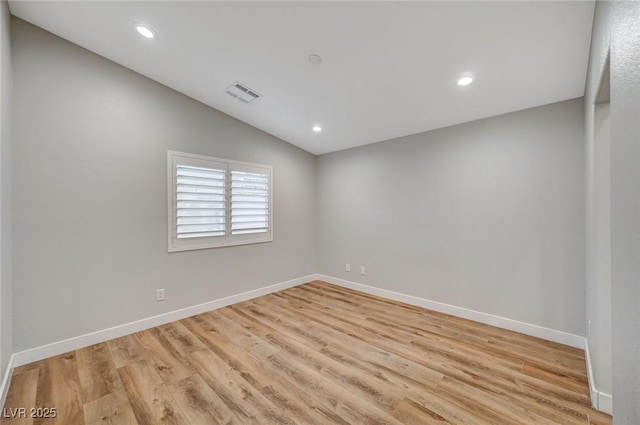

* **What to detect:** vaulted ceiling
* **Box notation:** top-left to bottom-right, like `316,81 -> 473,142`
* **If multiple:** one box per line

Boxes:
9,1 -> 595,155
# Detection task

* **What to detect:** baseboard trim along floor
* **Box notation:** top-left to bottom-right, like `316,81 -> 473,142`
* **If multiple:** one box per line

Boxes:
0,353 -> 15,412
3,280 -> 612,423
319,274 -> 612,415
11,274 -> 317,367
4,273 -> 612,415
318,275 -> 584,347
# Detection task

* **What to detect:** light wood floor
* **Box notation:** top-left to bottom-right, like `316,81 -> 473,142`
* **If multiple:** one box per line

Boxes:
2,281 -> 612,425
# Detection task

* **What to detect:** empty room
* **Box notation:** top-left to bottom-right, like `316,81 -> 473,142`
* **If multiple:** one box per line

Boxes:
0,1 -> 639,424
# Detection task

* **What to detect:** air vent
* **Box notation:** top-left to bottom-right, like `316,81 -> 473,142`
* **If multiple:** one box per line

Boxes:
224,82 -> 261,104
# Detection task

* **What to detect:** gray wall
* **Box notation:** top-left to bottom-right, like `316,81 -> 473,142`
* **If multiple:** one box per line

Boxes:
598,1 -> 640,422
585,0 -> 613,402
317,99 -> 586,335
593,102 -> 613,397
0,0 -> 12,380
11,19 -> 317,352
586,2 -> 640,421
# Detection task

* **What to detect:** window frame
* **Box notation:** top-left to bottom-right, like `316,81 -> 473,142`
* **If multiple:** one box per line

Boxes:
167,150 -> 273,252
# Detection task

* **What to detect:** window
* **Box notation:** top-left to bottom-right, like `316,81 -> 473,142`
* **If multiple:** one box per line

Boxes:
168,151 -> 273,252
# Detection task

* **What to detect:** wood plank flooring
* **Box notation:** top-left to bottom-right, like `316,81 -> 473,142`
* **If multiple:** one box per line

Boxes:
1,281 -> 612,425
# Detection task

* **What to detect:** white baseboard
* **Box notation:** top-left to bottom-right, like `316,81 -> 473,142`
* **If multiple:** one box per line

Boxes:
583,337 -> 613,415
6,273 -> 614,416
584,337 -> 598,408
13,274 -> 316,367
317,274 -> 584,348
0,354 -> 15,409
597,391 -> 613,415
319,274 -> 616,414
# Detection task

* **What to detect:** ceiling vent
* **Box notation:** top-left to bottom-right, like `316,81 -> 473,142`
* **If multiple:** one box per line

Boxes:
224,82 -> 261,104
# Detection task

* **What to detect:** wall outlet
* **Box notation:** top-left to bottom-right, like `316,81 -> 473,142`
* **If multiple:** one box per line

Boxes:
156,288 -> 166,301
345,263 -> 351,272
588,320 -> 591,339
360,265 -> 366,276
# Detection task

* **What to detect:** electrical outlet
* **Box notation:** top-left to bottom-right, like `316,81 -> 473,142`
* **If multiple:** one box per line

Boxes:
588,320 -> 591,339
345,263 -> 351,272
156,288 -> 165,301
360,265 -> 366,276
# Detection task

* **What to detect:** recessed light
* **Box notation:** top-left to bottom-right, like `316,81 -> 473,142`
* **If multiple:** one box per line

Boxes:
457,75 -> 474,86
135,24 -> 156,39
312,125 -> 322,133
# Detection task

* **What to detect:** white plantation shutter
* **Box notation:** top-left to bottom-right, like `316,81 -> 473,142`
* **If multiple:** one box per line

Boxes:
176,165 -> 226,239
168,151 -> 272,252
231,166 -> 270,237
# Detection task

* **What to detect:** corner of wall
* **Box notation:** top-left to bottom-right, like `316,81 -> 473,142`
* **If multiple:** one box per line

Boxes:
0,353 -> 14,410
0,0 -> 14,401
584,337 -> 614,415
323,273 -> 614,415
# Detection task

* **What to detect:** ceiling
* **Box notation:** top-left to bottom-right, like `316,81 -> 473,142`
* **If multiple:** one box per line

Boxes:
8,1 -> 595,155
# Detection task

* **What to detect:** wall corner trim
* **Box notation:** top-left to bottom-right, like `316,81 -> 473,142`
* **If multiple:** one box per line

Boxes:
597,391 -> 613,415
319,274 -> 614,415
318,274 -> 585,347
0,354 -> 16,410
5,273 -> 613,417
584,337 -> 614,415
11,274 -> 319,367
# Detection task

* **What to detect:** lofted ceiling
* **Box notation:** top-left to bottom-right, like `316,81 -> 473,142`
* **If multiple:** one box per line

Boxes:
8,1 -> 595,155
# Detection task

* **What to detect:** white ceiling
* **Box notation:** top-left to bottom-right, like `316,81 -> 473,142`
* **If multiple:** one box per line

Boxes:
8,1 -> 595,155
